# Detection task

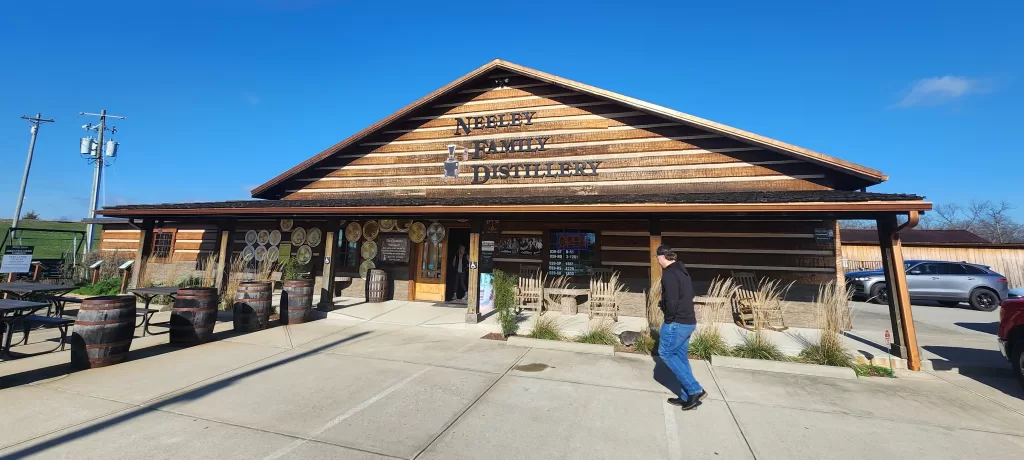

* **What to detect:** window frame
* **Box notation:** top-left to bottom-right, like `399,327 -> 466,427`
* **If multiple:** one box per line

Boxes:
152,229 -> 177,263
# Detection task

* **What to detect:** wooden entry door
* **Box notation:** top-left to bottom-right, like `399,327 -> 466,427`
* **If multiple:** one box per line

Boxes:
414,233 -> 448,301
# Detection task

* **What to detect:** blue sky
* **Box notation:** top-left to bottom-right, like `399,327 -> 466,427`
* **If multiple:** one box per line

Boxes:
1,0 -> 1021,220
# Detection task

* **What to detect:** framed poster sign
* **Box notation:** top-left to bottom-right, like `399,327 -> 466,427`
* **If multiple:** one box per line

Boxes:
378,235 -> 411,264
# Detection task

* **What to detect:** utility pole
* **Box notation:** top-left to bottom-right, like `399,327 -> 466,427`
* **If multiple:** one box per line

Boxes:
80,110 -> 125,253
11,114 -> 55,230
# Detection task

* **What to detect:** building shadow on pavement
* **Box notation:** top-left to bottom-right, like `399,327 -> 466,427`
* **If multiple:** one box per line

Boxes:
923,345 -> 1023,401
954,321 -> 999,335
0,330 -> 371,459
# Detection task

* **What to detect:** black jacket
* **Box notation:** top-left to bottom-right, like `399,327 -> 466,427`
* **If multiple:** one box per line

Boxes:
660,261 -> 696,324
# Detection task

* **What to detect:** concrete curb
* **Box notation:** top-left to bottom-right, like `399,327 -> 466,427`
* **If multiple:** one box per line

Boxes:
710,355 -> 857,379
506,337 -> 615,356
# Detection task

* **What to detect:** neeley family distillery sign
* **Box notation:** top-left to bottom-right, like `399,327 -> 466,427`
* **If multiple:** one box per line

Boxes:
451,110 -> 601,184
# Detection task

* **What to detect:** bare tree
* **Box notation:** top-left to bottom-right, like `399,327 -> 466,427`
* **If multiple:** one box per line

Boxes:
922,200 -> 1024,243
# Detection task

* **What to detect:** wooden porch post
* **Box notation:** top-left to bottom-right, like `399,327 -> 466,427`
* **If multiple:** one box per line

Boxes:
877,212 -> 921,371
129,219 -> 154,289
465,220 -> 482,324
649,219 -> 662,304
319,223 -> 338,311
214,225 -> 232,293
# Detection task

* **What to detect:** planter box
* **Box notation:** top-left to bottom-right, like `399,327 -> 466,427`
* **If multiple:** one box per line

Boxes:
710,355 -> 857,379
506,337 -> 615,356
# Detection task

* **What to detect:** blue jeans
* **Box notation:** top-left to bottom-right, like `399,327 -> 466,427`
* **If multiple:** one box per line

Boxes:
659,322 -> 703,397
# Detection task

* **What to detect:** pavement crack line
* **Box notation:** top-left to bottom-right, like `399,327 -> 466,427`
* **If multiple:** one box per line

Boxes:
410,345 -> 533,460
262,368 -> 431,460
708,365 -> 759,459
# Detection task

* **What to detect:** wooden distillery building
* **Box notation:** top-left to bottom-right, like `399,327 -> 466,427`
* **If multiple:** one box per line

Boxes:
98,60 -> 932,369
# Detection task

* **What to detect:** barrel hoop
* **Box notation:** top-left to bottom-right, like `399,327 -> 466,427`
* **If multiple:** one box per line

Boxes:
85,340 -> 133,349
176,295 -> 218,300
173,307 -> 218,312
79,305 -> 134,311
76,319 -> 134,326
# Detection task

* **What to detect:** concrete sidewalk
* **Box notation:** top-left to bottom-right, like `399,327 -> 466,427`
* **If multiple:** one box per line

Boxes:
2,312 -> 1023,459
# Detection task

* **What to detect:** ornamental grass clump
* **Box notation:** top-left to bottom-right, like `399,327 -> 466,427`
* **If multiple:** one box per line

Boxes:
575,321 -> 619,346
689,277 -> 737,360
633,328 -> 659,355
528,315 -> 565,341
799,281 -> 855,367
731,279 -> 790,361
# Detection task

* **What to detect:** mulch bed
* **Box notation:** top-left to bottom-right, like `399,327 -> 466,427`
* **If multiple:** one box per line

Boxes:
481,332 -> 507,341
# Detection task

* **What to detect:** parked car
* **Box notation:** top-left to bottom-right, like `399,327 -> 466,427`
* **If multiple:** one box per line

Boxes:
846,260 -> 1009,311
998,297 -> 1024,390
1009,287 -> 1024,299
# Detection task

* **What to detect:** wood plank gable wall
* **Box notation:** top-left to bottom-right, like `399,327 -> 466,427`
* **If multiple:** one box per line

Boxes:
280,73 -> 852,200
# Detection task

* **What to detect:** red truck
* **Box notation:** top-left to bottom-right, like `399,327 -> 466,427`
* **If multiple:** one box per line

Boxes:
998,296 -> 1024,390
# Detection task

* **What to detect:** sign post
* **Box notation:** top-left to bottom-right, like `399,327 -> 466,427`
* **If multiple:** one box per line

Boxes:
884,329 -> 894,376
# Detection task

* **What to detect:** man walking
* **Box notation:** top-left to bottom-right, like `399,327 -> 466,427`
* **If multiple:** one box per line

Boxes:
656,245 -> 706,410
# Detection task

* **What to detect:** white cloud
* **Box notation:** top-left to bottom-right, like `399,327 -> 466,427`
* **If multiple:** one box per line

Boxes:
242,93 -> 261,105
893,76 -> 992,108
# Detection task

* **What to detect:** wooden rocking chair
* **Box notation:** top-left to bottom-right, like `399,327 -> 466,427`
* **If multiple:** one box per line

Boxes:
731,271 -> 788,332
588,275 -> 619,322
517,268 -> 544,315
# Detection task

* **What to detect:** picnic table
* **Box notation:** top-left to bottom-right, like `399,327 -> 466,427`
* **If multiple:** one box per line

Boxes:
129,287 -> 180,336
0,299 -> 59,359
0,282 -> 76,301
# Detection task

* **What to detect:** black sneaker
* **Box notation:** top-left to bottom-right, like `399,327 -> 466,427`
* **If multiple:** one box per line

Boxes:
692,390 -> 707,403
667,397 -> 685,406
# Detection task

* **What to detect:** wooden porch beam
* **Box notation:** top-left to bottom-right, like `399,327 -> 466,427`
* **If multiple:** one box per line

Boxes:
877,212 -> 921,371
649,218 -> 662,314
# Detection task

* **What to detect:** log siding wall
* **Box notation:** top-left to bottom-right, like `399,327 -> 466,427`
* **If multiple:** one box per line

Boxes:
277,73 -> 849,200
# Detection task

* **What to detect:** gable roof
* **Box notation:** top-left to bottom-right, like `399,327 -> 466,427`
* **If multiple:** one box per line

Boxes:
251,59 -> 887,199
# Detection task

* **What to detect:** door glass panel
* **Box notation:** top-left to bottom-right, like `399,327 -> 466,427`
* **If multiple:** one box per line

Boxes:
945,264 -> 967,275
961,264 -> 987,275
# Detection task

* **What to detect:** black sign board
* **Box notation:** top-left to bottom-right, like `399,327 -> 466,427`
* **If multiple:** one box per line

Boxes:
480,238 -> 496,273
378,235 -> 410,264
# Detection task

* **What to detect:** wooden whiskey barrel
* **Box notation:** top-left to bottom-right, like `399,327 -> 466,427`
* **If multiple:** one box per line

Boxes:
281,279 -> 313,325
233,281 -> 273,332
367,269 -> 388,303
170,287 -> 219,346
71,295 -> 136,369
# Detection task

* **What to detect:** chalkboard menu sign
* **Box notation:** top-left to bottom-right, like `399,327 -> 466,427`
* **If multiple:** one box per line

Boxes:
547,231 -> 596,277
480,239 -> 496,272
378,235 -> 410,264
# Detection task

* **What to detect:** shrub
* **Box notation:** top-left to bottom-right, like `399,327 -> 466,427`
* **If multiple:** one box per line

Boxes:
576,321 -> 619,345
73,278 -> 122,296
732,331 -> 788,361
527,315 -> 564,341
633,328 -> 659,355
492,270 -> 519,337
799,281 -> 854,367
177,274 -> 205,288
